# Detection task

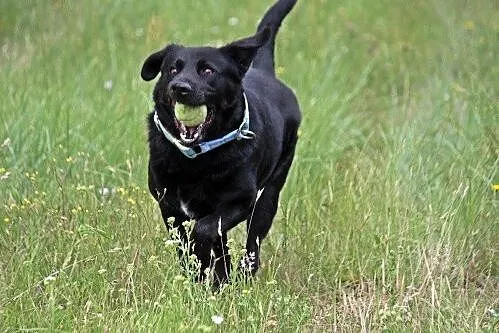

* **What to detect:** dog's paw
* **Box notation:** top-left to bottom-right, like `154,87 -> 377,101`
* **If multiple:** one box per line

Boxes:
239,251 -> 260,276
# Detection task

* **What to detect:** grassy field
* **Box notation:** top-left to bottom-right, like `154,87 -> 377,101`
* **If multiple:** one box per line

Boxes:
0,0 -> 498,331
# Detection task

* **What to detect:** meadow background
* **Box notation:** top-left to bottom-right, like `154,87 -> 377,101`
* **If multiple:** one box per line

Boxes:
0,0 -> 497,331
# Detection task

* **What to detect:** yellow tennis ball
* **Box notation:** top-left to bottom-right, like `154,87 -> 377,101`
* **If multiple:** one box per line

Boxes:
174,104 -> 207,126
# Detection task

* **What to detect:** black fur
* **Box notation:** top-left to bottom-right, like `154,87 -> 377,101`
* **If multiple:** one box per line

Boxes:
141,0 -> 300,288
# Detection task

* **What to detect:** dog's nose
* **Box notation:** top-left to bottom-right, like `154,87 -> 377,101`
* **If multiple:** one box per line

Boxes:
171,82 -> 193,95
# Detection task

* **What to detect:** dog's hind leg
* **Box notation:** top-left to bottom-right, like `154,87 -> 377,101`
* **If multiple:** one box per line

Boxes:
243,134 -> 298,276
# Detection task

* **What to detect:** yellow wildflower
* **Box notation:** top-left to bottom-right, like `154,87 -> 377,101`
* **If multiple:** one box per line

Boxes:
464,21 -> 475,31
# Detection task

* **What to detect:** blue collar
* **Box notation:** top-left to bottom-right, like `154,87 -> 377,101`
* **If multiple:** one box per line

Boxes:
153,93 -> 255,159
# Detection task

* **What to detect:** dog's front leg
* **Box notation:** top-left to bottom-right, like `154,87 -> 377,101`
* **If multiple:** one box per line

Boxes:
191,198 -> 253,288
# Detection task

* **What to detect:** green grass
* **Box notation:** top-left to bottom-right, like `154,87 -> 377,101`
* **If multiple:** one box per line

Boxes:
0,0 -> 498,331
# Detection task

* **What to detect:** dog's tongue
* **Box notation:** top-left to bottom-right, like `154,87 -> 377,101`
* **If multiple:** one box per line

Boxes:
184,126 -> 198,139
176,119 -> 202,144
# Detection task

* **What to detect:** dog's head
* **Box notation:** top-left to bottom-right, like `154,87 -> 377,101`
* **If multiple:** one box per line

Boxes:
141,28 -> 270,145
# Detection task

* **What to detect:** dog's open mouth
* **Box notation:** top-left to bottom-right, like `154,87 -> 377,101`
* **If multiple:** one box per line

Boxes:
176,122 -> 203,144
172,101 -> 214,145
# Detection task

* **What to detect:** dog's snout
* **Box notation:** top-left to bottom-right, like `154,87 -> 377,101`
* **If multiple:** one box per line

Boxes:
171,81 -> 193,95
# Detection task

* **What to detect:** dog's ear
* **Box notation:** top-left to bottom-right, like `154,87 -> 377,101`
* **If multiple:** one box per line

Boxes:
219,27 -> 271,76
141,45 -> 176,81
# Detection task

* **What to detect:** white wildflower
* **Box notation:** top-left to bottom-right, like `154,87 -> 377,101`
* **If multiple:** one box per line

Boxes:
1,137 -> 10,148
211,314 -> 224,325
228,17 -> 239,26
104,80 -> 113,90
135,28 -> 144,37
99,187 -> 115,196
43,275 -> 57,284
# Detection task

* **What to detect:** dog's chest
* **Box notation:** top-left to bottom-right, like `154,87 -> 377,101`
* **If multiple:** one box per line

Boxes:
179,199 -> 194,218
176,184 -> 217,219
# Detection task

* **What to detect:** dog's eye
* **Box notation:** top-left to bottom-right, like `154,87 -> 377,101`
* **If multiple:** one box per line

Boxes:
200,67 -> 215,75
169,67 -> 178,75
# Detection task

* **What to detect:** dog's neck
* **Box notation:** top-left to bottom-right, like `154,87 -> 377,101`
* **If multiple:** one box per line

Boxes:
218,90 -> 247,132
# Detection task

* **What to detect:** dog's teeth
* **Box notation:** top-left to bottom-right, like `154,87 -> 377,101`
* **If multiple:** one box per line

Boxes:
179,129 -> 199,144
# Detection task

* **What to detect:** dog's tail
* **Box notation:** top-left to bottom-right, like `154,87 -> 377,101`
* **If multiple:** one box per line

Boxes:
252,0 -> 297,76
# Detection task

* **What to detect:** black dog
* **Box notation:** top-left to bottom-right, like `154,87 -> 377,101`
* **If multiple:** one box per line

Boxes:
141,0 -> 300,287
